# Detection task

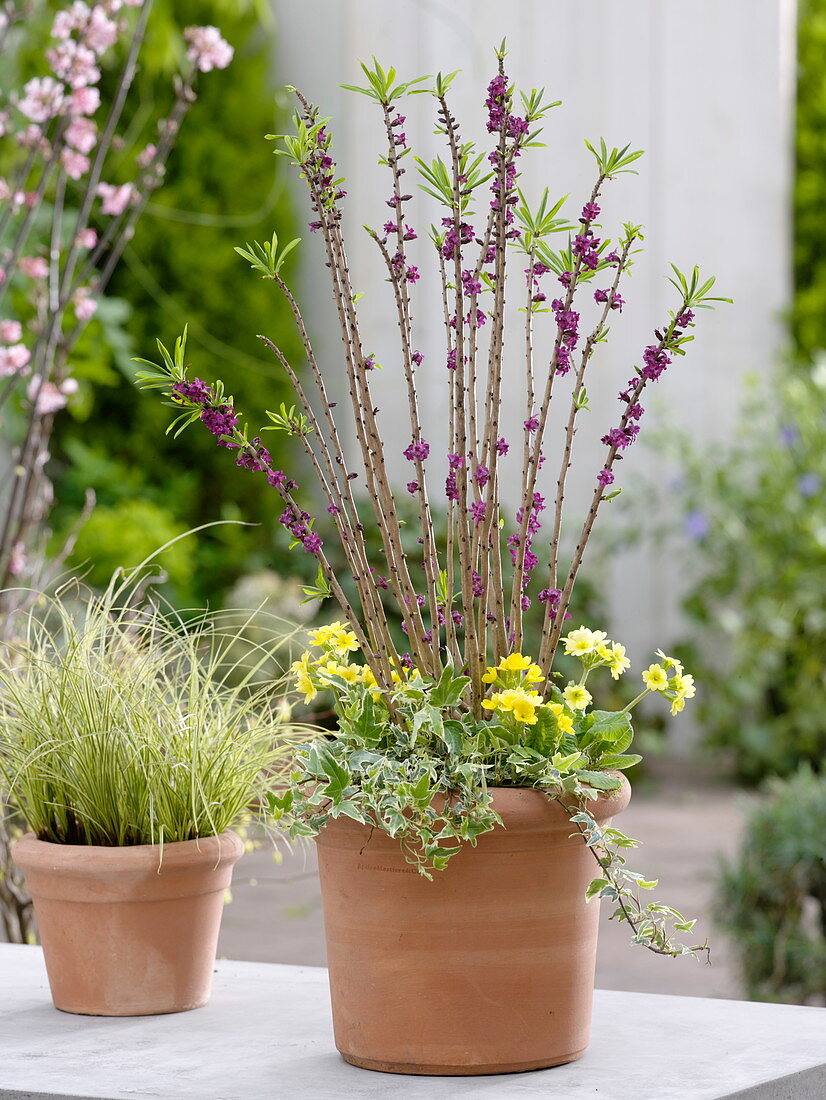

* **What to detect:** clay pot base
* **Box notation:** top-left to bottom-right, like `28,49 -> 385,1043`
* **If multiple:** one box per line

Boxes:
55,999 -> 207,1018
341,1049 -> 586,1076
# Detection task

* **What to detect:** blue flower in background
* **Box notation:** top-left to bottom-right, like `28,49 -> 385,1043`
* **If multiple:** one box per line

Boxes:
779,424 -> 799,447
684,510 -> 710,541
797,473 -> 821,498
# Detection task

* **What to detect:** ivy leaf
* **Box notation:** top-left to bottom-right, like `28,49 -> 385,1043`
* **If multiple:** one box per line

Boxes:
430,665 -> 471,708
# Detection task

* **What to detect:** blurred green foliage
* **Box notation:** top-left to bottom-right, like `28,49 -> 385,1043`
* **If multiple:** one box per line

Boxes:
50,1 -> 304,607
668,372 -> 826,783
792,0 -> 826,361
715,767 -> 826,1003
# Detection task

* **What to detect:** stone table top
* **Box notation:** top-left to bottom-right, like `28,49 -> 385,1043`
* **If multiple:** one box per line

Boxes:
0,944 -> 824,1099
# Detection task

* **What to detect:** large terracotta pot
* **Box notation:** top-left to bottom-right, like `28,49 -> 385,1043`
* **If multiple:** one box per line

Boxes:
12,830 -> 243,1016
315,781 -> 630,1075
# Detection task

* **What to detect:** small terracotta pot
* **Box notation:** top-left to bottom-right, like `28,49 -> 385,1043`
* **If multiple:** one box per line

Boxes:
12,830 -> 243,1016
316,781 -> 630,1075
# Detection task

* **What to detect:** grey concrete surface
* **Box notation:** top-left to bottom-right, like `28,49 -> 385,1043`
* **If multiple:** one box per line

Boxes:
1,945 -> 824,1100
218,766 -> 747,999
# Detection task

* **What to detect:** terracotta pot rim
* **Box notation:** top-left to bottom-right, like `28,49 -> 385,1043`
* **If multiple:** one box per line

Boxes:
12,829 -> 243,872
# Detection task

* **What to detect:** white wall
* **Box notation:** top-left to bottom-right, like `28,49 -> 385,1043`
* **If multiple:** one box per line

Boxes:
270,0 -> 796,686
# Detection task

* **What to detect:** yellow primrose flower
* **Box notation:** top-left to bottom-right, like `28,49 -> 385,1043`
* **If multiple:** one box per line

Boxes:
671,672 -> 696,700
331,628 -> 360,655
481,667 -> 499,684
656,649 -> 683,676
608,643 -> 631,680
563,627 -> 608,657
361,667 -> 378,688
482,691 -> 506,712
524,663 -> 544,685
321,661 -> 360,683
549,702 -> 574,735
596,643 -> 613,662
563,683 -> 592,711
482,687 -> 542,723
309,621 -> 344,648
290,653 -> 318,704
498,653 -> 532,672
509,696 -> 539,724
642,663 -> 669,692
670,696 -> 686,715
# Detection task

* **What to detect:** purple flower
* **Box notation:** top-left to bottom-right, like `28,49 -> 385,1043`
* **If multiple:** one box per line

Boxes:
470,499 -> 487,524
594,288 -> 610,304
405,266 -> 420,283
200,404 -> 239,439
406,480 -> 420,494
485,73 -> 509,133
601,427 -> 636,450
445,473 -> 459,501
474,464 -> 490,488
524,416 -> 540,433
471,570 -> 484,598
798,473 -> 821,498
403,439 -> 430,462
555,347 -> 572,375
676,309 -> 695,327
448,453 -> 465,470
684,510 -> 710,541
495,437 -> 509,456
172,378 -> 212,405
780,424 -> 799,447
382,221 -> 396,235
462,269 -> 482,295
641,345 -> 671,382
521,594 -> 531,611
597,468 -> 615,486
611,293 -> 625,312
538,587 -> 561,610
327,503 -> 340,514
302,533 -> 323,554
411,350 -> 423,366
446,348 -> 457,371
581,202 -> 601,221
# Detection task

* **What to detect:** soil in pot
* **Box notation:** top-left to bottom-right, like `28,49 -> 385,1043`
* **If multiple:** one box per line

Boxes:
315,782 -> 630,1075
12,830 -> 243,1016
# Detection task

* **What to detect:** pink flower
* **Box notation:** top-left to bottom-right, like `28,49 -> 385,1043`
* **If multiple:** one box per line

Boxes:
136,143 -> 156,170
47,40 -> 100,89
7,542 -> 27,578
0,320 -> 23,343
19,256 -> 49,279
75,228 -> 98,249
28,377 -> 78,415
17,125 -> 49,152
97,181 -> 136,215
60,148 -> 90,179
72,286 -> 97,321
52,3 -> 82,39
17,77 -> 65,123
70,86 -> 100,116
66,116 -> 97,153
0,343 -> 31,376
84,7 -> 119,54
184,25 -> 234,73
